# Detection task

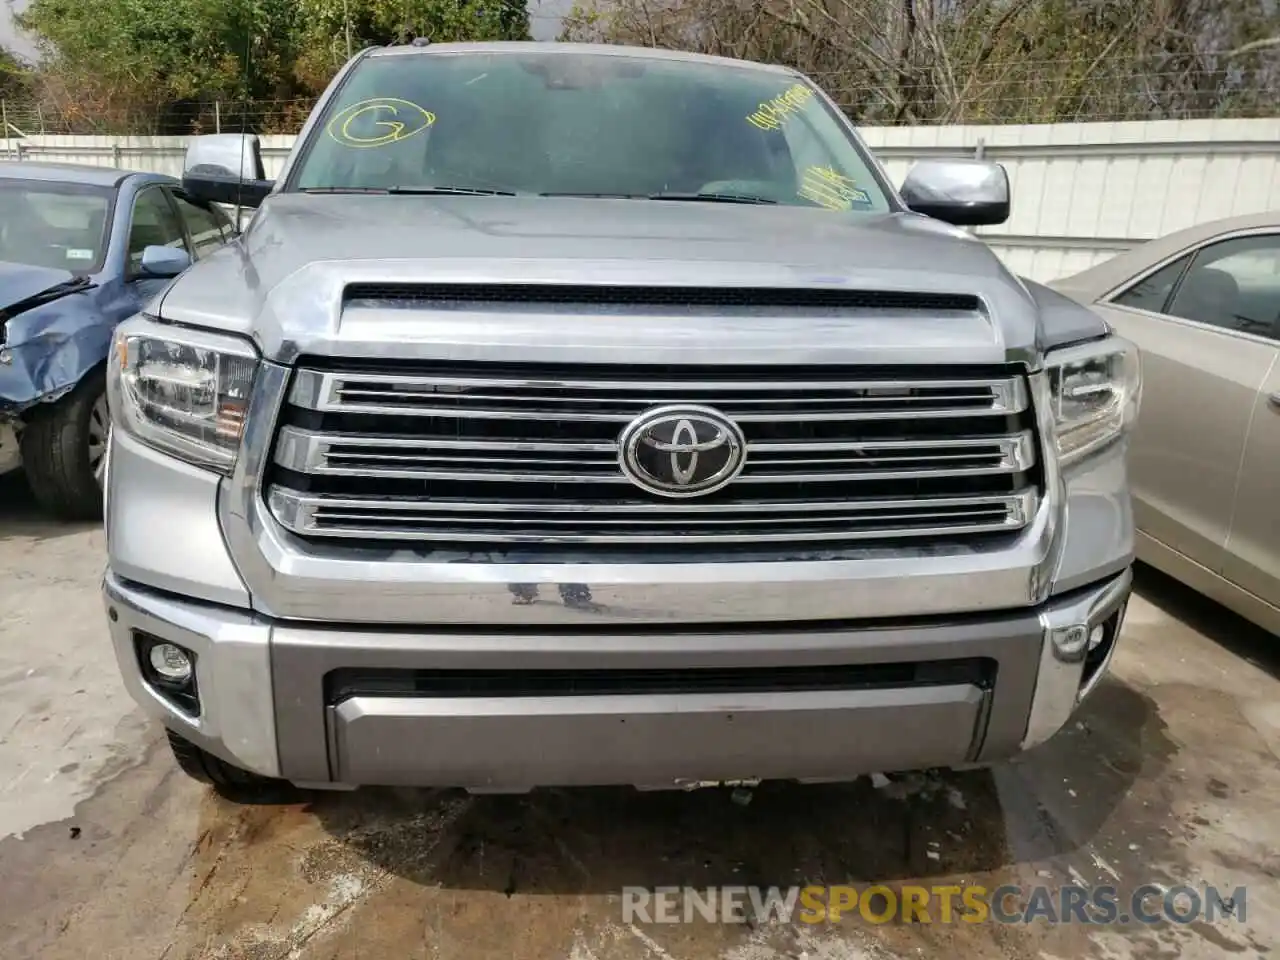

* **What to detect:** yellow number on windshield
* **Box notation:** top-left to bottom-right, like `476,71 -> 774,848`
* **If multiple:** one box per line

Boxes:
745,84 -> 815,131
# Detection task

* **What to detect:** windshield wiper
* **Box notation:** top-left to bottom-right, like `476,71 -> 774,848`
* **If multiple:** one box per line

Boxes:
387,185 -> 517,196
0,276 -> 95,324
648,191 -> 777,205
300,185 -> 517,196
540,191 -> 778,204
302,187 -> 772,202
540,192 -> 647,199
299,187 -> 391,194
45,276 -> 95,295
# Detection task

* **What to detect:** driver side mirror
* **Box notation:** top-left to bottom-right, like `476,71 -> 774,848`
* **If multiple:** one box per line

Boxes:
900,159 -> 1011,226
138,245 -> 191,278
182,133 -> 274,209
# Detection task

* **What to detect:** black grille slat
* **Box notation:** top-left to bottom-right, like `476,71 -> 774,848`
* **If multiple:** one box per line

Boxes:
271,470 -> 1024,500
344,283 -> 983,313
271,489 -> 1035,546
281,409 -> 1028,442
327,658 -> 996,700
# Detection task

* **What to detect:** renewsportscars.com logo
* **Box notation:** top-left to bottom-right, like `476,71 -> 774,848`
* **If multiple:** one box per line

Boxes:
622,884 -> 1247,926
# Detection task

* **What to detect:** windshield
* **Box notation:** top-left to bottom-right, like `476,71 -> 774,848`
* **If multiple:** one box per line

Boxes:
0,180 -> 114,274
289,50 -> 892,213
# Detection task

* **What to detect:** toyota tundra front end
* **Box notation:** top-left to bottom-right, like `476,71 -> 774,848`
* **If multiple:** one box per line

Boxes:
100,42 -> 1138,796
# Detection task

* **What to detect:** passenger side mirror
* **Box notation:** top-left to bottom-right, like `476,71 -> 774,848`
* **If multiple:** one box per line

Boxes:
139,245 -> 191,278
182,133 -> 274,209
900,159 -> 1011,227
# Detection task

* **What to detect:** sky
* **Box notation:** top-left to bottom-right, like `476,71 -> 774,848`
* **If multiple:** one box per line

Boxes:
1,0 -> 569,60
529,0 -> 573,39
1,0 -> 34,59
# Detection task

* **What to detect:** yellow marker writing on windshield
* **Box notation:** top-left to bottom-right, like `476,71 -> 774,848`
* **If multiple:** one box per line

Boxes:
327,98 -> 436,148
799,166 -> 872,210
746,84 -> 814,131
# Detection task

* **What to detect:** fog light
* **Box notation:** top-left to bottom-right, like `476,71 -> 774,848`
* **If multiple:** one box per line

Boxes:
135,632 -> 201,717
149,642 -> 193,682
1051,624 -> 1090,658
1079,611 -> 1122,701
1087,624 -> 1105,651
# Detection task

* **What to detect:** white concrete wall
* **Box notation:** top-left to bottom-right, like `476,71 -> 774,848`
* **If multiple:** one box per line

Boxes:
0,134 -> 299,179
861,119 -> 1280,281
4,119 -> 1279,283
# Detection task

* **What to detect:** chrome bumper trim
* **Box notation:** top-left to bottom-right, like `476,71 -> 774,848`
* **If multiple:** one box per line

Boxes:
1022,566 -> 1132,750
288,366 -> 1032,420
104,566 -> 1129,785
267,485 -> 1038,545
102,572 -> 280,778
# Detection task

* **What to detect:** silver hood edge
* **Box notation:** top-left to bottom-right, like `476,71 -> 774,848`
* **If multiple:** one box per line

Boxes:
157,194 -> 1054,368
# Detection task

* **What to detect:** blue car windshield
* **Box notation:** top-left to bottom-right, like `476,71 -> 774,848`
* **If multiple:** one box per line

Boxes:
0,181 -> 113,274
289,50 -> 892,214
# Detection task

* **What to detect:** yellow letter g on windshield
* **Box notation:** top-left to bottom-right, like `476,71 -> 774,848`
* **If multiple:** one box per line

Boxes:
327,98 -> 436,148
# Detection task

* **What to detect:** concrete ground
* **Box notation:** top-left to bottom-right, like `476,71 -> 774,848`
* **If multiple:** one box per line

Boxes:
0,472 -> 1277,960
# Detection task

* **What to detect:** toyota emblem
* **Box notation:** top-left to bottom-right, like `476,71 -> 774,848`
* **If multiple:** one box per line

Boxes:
618,405 -> 747,498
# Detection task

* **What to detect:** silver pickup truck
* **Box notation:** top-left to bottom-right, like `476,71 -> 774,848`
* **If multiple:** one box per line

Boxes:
101,41 -> 1140,798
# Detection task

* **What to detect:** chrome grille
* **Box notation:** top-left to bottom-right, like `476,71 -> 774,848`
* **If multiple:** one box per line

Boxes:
267,362 -> 1041,551
273,427 -> 1035,484
288,369 -> 1027,421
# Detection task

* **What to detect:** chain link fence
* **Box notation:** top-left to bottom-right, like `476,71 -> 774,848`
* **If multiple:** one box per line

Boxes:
3,50 -> 1278,138
1,97 -> 320,138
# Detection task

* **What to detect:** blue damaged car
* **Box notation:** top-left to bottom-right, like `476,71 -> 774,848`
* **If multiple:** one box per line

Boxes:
0,161 -> 236,519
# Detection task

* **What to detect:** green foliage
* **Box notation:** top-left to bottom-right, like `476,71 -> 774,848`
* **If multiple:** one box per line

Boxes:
293,0 -> 529,89
15,0 -> 529,133
11,0 -> 1276,130
0,47 -> 30,103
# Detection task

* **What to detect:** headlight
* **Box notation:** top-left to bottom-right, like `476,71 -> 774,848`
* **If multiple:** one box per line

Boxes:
107,319 -> 259,474
1046,337 -> 1141,467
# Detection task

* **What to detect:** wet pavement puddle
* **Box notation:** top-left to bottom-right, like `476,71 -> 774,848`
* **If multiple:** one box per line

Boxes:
1,503 -> 1277,960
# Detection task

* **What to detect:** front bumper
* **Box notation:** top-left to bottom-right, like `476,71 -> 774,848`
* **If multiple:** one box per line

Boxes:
104,567 -> 1131,790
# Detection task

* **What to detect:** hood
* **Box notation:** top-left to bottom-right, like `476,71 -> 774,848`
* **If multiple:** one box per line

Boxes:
0,265 -> 108,413
0,262 -> 77,315
157,194 -> 1058,367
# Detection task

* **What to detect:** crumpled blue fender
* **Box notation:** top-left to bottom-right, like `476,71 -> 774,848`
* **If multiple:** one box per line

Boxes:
0,293 -> 115,418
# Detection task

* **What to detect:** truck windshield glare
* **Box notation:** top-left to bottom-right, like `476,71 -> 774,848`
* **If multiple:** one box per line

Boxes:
290,51 -> 892,213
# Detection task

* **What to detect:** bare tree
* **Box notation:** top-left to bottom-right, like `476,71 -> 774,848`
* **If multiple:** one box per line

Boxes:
560,0 -> 1280,123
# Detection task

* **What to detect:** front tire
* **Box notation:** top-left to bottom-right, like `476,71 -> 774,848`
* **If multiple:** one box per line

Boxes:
20,369 -> 109,521
166,730 -> 300,802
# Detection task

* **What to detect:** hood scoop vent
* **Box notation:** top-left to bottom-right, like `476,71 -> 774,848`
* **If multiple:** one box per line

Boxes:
342,282 -> 982,313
